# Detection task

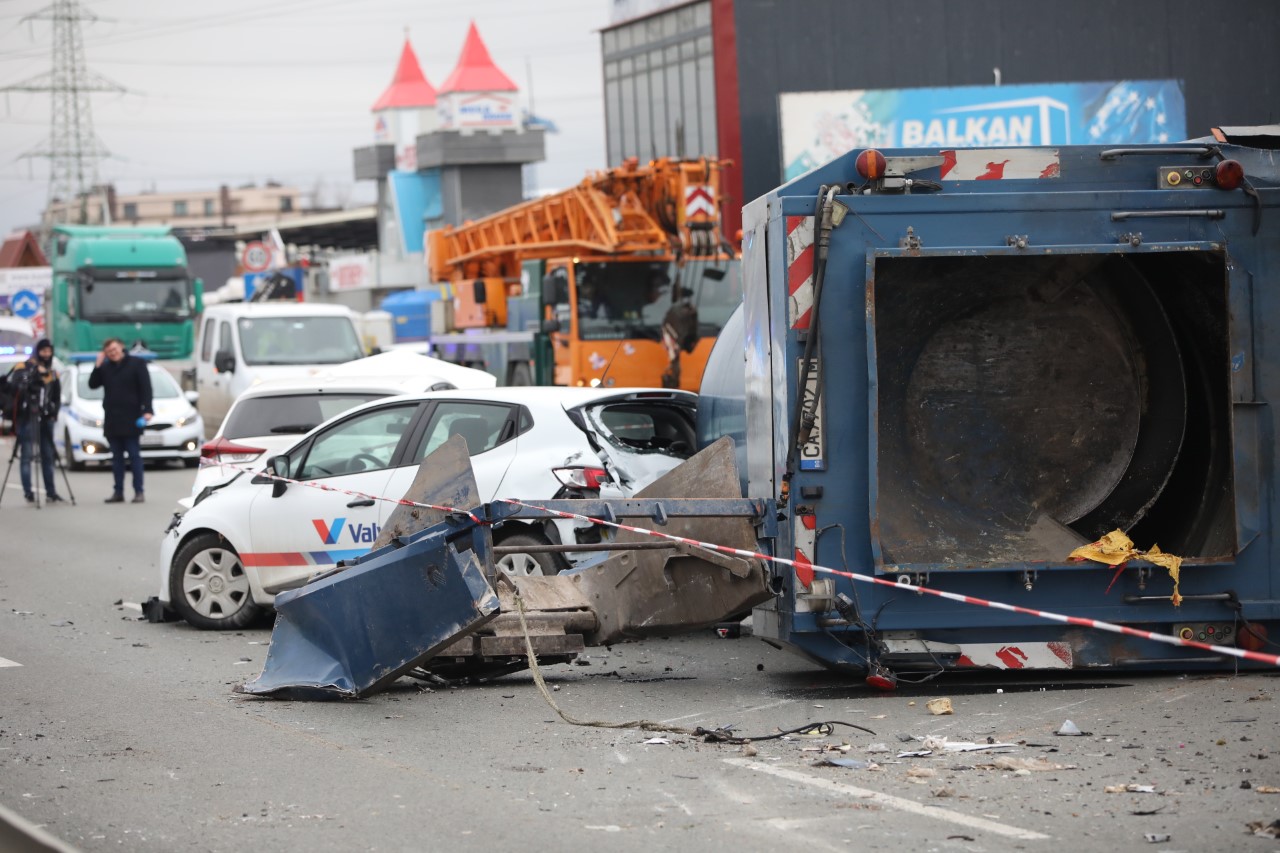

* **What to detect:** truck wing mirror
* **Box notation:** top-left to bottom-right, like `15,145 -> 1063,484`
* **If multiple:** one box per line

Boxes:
214,349 -> 235,373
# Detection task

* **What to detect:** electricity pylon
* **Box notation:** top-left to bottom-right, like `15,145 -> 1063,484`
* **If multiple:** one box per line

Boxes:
4,0 -> 124,225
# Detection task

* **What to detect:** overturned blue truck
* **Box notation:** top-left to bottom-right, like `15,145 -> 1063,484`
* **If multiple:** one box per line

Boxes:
243,128 -> 1280,698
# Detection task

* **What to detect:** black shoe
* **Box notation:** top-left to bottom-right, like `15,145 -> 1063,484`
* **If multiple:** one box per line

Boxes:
24,493 -> 35,503
131,493 -> 145,504
105,493 -> 125,503
47,494 -> 65,503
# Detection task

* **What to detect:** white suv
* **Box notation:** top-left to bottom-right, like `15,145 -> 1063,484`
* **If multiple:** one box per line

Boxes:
157,386 -> 697,629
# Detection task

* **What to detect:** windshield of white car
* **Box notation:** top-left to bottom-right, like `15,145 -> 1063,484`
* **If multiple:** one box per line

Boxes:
221,393 -> 386,440
0,330 -> 34,348
76,364 -> 183,400
236,316 -> 365,366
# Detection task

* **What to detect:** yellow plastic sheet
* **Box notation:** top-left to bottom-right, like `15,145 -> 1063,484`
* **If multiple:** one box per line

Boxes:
1069,529 -> 1183,607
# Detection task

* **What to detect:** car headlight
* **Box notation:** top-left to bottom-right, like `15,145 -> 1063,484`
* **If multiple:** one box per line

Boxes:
174,414 -> 195,427
68,409 -> 104,428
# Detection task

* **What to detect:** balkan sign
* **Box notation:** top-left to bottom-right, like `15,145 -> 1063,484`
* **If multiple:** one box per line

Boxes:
438,92 -> 517,131
780,80 -> 1185,180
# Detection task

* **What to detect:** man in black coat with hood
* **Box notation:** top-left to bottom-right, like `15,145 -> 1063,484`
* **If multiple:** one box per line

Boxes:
89,338 -> 153,503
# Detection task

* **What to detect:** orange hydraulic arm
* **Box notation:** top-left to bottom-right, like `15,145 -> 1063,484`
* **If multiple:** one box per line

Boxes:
427,157 -> 731,285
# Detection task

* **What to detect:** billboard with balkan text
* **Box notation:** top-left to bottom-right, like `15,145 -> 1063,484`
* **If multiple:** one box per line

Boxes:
780,80 -> 1185,180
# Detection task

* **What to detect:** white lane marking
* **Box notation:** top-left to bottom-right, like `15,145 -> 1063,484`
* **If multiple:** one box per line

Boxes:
662,698 -> 794,725
0,657 -> 23,668
724,758 -> 1051,841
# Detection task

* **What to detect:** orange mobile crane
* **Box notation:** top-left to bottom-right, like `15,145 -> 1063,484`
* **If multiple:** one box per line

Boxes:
424,157 -> 739,390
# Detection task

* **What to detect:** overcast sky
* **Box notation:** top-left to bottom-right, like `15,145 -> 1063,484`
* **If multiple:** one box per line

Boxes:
0,0 -> 611,235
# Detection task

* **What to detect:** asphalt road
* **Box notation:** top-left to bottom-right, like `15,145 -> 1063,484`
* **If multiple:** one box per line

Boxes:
1,440 -> 1278,852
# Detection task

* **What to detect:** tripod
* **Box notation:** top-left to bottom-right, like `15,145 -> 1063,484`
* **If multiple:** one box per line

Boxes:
0,376 -> 76,509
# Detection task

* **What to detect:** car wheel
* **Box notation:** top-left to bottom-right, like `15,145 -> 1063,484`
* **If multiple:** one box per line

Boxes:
64,429 -> 85,471
494,529 -> 567,577
169,533 -> 263,630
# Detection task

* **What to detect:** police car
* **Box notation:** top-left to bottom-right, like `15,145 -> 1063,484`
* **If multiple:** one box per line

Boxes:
56,354 -> 204,469
155,386 -> 698,629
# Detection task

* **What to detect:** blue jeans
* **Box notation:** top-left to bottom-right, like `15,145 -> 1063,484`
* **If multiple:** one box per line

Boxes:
108,434 -> 145,496
17,418 -> 57,498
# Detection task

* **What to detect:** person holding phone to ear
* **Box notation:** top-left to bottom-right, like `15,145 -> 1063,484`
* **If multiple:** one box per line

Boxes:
89,338 -> 153,503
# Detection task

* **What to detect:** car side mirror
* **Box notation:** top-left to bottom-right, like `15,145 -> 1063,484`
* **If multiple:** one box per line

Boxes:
214,349 -> 235,373
268,454 -> 290,497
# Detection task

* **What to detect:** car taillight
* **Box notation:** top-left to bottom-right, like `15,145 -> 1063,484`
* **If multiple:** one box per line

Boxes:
200,437 -> 266,462
552,466 -> 611,490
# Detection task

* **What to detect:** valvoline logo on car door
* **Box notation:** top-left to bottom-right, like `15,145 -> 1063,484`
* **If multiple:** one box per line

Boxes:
312,517 -> 382,544
239,518 -> 382,569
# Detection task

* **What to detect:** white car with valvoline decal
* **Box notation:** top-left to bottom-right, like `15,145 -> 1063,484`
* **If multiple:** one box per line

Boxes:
153,386 -> 697,629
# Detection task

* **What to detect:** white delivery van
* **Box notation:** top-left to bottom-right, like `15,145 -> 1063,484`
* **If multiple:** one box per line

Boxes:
194,303 -> 365,434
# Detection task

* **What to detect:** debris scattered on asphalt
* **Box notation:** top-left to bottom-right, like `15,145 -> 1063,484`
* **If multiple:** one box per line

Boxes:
49,619 -> 72,627
866,743 -> 890,753
932,786 -> 955,798
1256,786 -> 1280,794
906,766 -> 937,779
12,610 -> 33,616
1143,832 -> 1171,843
814,757 -> 875,770
1104,784 -> 1157,794
1056,719 -> 1090,736
741,744 -> 758,757
987,756 -> 1071,772
643,737 -> 671,745
1131,805 -> 1165,816
1248,819 -> 1280,838
925,698 -> 953,716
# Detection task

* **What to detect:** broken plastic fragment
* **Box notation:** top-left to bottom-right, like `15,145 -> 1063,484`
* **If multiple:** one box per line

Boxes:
925,698 -> 953,716
1056,719 -> 1086,736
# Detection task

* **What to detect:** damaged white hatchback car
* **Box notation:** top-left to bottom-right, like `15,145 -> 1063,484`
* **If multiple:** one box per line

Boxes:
154,387 -> 697,629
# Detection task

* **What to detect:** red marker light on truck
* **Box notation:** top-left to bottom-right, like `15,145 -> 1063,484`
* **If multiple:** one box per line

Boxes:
855,149 -> 887,181
1215,159 -> 1244,190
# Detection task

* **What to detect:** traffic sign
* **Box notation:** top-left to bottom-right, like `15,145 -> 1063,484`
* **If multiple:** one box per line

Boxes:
241,241 -> 271,273
11,289 -> 41,319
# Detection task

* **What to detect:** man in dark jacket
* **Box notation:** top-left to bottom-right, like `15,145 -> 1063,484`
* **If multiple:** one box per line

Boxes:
2,338 -> 64,503
88,338 -> 153,503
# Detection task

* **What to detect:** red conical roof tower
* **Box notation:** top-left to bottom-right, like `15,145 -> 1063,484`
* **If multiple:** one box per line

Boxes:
372,38 -> 437,111
438,21 -> 517,93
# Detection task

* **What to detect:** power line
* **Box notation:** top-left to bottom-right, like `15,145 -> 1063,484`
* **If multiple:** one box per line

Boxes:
1,0 -> 123,225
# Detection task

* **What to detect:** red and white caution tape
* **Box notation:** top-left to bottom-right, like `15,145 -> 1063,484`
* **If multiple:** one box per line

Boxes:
196,459 -> 483,523
496,498 -> 1280,669
192,460 -> 1280,668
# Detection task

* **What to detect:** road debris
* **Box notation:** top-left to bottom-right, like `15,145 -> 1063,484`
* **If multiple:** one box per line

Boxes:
1248,819 -> 1280,838
1143,832 -> 1171,843
1056,719 -> 1089,736
987,757 -> 1072,772
1104,784 -> 1157,794
925,698 -> 953,715
814,757 -> 876,770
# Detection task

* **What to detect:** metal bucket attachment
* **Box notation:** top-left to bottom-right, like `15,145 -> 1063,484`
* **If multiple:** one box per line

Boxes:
237,526 -> 498,699
238,436 -> 497,699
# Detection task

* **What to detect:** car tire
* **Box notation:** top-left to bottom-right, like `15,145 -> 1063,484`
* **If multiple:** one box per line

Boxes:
494,529 -> 568,577
169,533 -> 263,630
64,429 -> 85,471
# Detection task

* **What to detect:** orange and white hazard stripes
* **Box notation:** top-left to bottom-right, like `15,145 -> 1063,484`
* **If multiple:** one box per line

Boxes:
786,215 -> 816,330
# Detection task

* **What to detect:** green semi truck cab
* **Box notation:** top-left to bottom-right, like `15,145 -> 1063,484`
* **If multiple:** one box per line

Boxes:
48,225 -> 203,358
